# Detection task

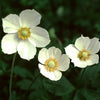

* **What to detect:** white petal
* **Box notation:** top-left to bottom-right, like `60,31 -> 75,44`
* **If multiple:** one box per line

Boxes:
17,40 -> 36,60
2,14 -> 20,33
29,27 -> 50,47
48,47 -> 61,59
75,35 -> 90,50
38,64 -> 62,81
57,54 -> 70,71
71,58 -> 88,68
53,70 -> 62,81
87,37 -> 100,54
86,54 -> 99,65
38,48 -> 49,64
65,44 -> 79,59
20,9 -> 41,27
1,34 -> 19,54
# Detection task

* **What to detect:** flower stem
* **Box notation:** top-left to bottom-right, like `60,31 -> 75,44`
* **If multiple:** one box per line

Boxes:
56,36 -> 63,50
27,73 -> 40,92
21,73 -> 40,99
9,53 -> 17,100
78,68 -> 86,84
72,68 -> 86,100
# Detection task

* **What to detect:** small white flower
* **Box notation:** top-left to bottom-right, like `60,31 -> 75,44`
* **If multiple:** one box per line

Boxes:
65,35 -> 100,68
1,9 -> 50,60
38,47 -> 70,81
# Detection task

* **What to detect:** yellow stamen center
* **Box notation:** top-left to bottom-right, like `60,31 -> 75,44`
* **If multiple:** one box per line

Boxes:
78,50 -> 90,61
18,27 -> 31,40
44,58 -> 58,72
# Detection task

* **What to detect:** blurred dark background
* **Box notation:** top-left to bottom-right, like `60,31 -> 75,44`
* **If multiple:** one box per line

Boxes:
0,0 -> 100,100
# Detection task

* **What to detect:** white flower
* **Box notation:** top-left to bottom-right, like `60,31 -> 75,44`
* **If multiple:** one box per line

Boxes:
1,9 -> 50,60
65,35 -> 100,68
38,47 -> 70,81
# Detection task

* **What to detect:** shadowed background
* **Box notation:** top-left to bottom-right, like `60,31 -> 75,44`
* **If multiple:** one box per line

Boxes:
0,0 -> 100,100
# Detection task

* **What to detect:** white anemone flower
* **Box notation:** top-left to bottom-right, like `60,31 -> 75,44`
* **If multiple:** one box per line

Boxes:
1,9 -> 50,60
65,35 -> 100,68
38,47 -> 70,81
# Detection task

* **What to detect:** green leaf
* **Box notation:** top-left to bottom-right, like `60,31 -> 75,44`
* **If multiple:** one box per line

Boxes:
13,66 -> 33,78
0,70 -> 3,75
73,90 -> 86,100
29,90 -> 48,100
62,93 -> 72,100
43,76 -> 75,96
95,24 -> 100,31
12,91 -> 16,100
31,76 -> 42,90
81,88 -> 100,100
28,76 -> 50,100
17,74 -> 41,90
84,63 -> 100,79
83,63 -> 100,86
0,60 -> 8,71
17,79 -> 31,90
72,87 -> 100,100
29,91 -> 40,100
9,91 -> 16,100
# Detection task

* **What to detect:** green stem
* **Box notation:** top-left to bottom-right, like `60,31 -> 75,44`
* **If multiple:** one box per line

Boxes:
56,36 -> 63,50
22,73 -> 40,99
78,68 -> 86,84
27,73 -> 40,92
9,53 -> 17,100
72,68 -> 86,100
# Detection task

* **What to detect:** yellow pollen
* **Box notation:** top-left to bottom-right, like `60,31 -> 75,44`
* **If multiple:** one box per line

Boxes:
44,58 -> 58,72
78,50 -> 90,61
18,27 -> 31,40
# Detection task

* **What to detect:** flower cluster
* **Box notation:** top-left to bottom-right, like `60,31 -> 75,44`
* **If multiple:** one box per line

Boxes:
1,9 -> 100,81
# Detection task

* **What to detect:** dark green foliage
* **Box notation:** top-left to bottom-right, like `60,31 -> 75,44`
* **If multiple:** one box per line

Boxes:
13,66 -> 34,79
43,76 -> 75,96
0,0 -> 100,100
